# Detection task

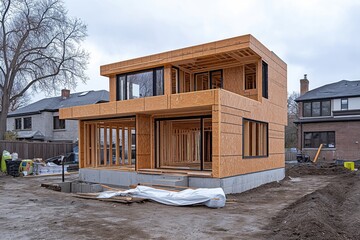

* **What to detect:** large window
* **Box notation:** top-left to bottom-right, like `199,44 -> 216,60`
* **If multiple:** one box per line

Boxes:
53,116 -> 66,130
116,67 -> 164,100
304,131 -> 335,148
23,117 -> 32,129
243,119 -> 268,158
303,100 -> 331,117
15,118 -> 22,130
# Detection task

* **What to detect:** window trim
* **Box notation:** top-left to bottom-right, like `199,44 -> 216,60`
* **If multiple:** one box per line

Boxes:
341,98 -> 348,110
116,67 -> 164,101
242,118 -> 269,159
303,131 -> 335,148
23,117 -> 32,130
303,99 -> 331,117
15,118 -> 22,130
53,116 -> 66,130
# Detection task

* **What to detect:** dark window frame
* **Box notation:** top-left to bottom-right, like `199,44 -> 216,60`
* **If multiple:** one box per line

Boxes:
242,118 -> 269,159
23,117 -> 32,130
53,116 -> 66,130
194,69 -> 223,91
262,61 -> 268,98
15,118 -> 22,130
303,100 -> 331,117
303,131 -> 335,148
116,67 -> 164,101
341,98 -> 348,110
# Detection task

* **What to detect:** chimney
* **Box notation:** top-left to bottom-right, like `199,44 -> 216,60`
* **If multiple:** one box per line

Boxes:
61,89 -> 70,99
300,74 -> 309,96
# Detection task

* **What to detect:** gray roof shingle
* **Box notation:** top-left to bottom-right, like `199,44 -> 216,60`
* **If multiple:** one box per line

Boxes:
8,90 -> 109,117
296,80 -> 360,102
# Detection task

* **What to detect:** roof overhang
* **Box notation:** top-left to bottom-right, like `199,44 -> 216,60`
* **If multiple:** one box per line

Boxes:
100,34 -> 284,77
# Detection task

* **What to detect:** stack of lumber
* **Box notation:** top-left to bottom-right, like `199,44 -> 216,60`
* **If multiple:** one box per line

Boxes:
73,192 -> 146,204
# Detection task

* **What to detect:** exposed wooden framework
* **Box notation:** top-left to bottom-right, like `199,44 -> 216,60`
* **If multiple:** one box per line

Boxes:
82,118 -> 136,168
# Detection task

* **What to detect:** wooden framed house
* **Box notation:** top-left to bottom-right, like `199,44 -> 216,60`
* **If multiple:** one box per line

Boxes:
60,34 -> 287,193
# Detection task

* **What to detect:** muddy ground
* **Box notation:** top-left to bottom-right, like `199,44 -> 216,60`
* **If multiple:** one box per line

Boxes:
0,163 -> 358,240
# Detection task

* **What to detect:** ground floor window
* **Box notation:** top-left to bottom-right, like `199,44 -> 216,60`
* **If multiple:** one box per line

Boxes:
82,118 -> 136,168
155,116 -> 212,171
243,118 -> 268,158
304,131 -> 335,148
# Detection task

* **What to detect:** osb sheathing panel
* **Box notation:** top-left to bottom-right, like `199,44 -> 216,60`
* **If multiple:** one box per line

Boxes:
72,105 -> 100,118
144,95 -> 168,111
223,66 -> 243,96
59,107 -> 72,119
117,99 -> 145,114
221,133 -> 242,156
99,102 -> 117,115
219,155 -> 284,178
170,90 -> 215,109
212,105 -> 221,178
136,114 -> 151,170
109,76 -> 116,102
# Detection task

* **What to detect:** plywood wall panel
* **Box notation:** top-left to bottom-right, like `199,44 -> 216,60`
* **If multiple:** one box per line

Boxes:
145,95 -> 168,111
109,76 -> 116,102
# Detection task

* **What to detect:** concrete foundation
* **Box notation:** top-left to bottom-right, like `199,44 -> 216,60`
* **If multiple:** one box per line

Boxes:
79,168 -> 285,194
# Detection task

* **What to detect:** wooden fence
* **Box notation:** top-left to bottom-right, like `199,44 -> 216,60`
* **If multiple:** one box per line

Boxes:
0,140 -> 76,160
285,149 -> 298,161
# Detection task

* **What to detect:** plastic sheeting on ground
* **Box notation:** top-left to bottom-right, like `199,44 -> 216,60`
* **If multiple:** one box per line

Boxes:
97,186 -> 226,208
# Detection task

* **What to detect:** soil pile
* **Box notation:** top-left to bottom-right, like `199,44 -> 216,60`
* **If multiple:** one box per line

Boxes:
266,172 -> 360,240
286,162 -> 351,177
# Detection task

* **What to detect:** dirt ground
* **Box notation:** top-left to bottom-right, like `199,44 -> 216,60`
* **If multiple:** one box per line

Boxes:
0,163 -> 358,240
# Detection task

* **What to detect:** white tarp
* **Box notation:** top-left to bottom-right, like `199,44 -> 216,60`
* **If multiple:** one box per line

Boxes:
97,186 -> 226,208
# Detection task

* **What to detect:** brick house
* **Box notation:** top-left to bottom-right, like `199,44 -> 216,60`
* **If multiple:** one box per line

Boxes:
295,76 -> 360,161
60,34 -> 287,193
7,89 -> 109,142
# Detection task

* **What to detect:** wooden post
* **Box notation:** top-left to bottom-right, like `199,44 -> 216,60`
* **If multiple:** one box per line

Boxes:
109,126 -> 113,166
116,126 -> 119,166
128,127 -> 132,165
122,127 -> 125,165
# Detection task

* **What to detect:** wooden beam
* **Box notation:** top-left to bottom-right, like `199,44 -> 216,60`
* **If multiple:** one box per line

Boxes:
122,127 -> 125,165
116,126 -> 119,166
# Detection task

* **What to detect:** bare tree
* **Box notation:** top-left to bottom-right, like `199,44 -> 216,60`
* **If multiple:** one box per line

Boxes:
285,91 -> 300,148
0,0 -> 88,139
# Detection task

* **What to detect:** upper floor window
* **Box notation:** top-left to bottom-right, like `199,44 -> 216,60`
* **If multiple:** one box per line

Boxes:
53,116 -> 66,130
303,100 -> 331,117
341,98 -> 348,110
15,118 -> 22,130
194,70 -> 222,91
23,117 -> 32,129
116,67 -> 164,101
262,61 -> 268,98
244,63 -> 256,90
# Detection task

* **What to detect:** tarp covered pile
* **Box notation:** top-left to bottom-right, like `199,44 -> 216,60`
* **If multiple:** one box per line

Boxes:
97,186 -> 226,208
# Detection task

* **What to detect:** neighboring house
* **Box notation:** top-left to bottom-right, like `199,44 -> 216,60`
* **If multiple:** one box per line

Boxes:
60,34 -> 287,193
7,89 -> 109,142
295,76 -> 360,161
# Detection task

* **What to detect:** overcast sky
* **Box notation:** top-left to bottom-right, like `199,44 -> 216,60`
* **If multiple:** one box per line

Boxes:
46,0 -> 360,99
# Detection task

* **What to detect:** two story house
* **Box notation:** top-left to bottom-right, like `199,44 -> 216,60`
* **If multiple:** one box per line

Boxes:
60,34 -> 287,193
295,77 -> 360,161
7,89 -> 109,142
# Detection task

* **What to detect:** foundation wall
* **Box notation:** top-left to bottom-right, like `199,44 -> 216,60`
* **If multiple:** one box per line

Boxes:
79,167 -> 285,194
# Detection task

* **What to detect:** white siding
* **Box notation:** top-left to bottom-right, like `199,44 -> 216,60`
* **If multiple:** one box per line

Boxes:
349,97 -> 360,109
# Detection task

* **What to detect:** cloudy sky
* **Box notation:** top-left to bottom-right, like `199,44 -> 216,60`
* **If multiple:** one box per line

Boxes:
53,0 -> 360,99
